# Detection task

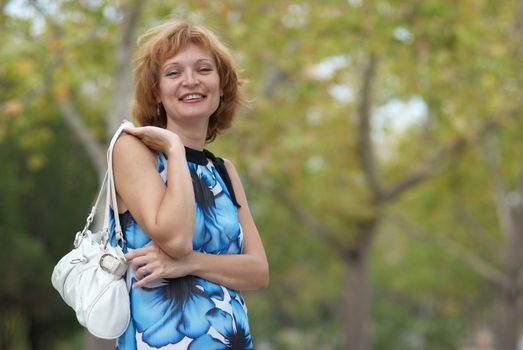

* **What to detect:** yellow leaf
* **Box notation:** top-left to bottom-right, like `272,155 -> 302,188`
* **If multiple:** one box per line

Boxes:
51,39 -> 63,51
27,154 -> 46,172
3,100 -> 23,116
19,59 -> 35,75
55,85 -> 69,102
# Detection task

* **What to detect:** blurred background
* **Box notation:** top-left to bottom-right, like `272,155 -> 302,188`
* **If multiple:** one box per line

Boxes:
1,0 -> 523,349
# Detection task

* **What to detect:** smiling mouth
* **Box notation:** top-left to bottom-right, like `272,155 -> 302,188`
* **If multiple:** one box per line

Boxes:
179,93 -> 206,102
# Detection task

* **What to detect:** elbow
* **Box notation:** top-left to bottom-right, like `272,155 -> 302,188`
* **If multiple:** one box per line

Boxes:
257,260 -> 270,289
259,276 -> 269,290
164,234 -> 193,258
148,224 -> 194,258
242,258 -> 269,290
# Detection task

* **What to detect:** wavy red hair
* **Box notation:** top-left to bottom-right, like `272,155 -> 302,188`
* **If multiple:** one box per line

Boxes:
132,20 -> 245,143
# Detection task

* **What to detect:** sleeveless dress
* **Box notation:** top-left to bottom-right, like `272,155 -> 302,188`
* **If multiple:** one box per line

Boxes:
109,147 -> 253,350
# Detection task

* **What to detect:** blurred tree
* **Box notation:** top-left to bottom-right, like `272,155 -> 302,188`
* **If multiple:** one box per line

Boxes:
382,1 -> 523,348
0,113 -> 99,349
1,1 -> 143,349
212,0 -> 523,349
51,2 -> 144,349
209,1 -> 517,349
2,0 -> 522,349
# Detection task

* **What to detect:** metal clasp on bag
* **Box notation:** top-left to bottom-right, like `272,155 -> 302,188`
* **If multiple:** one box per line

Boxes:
74,211 -> 95,248
99,253 -> 127,275
70,256 -> 88,264
74,231 -> 85,248
115,229 -> 126,250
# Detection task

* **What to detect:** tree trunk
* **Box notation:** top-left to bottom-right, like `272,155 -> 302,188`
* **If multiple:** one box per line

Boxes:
493,285 -> 520,350
493,205 -> 523,350
342,220 -> 377,350
85,333 -> 117,350
493,204 -> 523,346
83,3 -> 143,349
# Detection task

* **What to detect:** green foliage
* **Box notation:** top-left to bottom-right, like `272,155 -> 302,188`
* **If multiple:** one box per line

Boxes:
2,0 -> 522,348
372,219 -> 491,349
0,114 -> 98,348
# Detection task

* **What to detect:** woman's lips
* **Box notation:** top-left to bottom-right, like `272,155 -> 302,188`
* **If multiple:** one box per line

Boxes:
179,93 -> 206,102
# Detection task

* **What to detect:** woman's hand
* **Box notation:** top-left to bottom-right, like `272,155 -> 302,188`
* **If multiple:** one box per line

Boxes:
123,126 -> 184,154
125,242 -> 194,288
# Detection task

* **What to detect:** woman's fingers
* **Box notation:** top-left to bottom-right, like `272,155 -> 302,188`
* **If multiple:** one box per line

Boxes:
133,272 -> 156,288
126,243 -> 182,288
123,126 -> 183,153
123,126 -> 142,137
125,244 -> 155,260
134,265 -> 147,280
125,246 -> 158,277
129,255 -> 149,271
133,262 -> 164,288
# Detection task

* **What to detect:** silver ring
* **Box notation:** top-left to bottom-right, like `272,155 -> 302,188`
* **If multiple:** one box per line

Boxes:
142,266 -> 150,278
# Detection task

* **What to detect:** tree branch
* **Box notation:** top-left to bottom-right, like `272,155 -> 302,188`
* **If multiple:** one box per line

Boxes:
30,0 -> 106,176
389,212 -> 509,288
453,199 -> 501,252
260,67 -> 289,99
479,131 -> 515,239
1,2 -> 64,116
513,0 -> 523,61
288,204 -> 343,247
516,261 -> 523,288
381,136 -> 467,202
58,99 -> 105,175
268,182 -> 345,249
106,0 -> 144,134
356,53 -> 384,202
512,0 -> 523,199
381,116 -> 512,203
508,0 -> 523,288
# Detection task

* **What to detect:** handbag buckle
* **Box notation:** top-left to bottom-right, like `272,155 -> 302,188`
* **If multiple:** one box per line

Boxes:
100,253 -> 127,276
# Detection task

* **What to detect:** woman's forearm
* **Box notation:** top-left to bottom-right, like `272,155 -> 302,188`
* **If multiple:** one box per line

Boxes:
152,146 -> 195,257
127,246 -> 269,291
188,252 -> 269,291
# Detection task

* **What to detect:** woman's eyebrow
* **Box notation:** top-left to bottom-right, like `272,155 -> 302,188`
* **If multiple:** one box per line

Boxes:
162,58 -> 214,69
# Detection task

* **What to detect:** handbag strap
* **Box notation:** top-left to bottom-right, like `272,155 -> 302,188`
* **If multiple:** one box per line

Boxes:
102,120 -> 134,247
76,120 -> 133,249
76,170 -> 108,243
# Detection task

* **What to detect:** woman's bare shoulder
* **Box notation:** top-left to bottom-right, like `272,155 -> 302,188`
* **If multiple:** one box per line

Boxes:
113,133 -> 156,165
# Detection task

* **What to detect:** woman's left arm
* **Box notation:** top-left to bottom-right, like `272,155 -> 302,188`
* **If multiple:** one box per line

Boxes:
127,159 -> 269,291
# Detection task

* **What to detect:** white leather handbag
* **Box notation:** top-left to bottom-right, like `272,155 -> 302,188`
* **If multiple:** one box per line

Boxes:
51,121 -> 132,339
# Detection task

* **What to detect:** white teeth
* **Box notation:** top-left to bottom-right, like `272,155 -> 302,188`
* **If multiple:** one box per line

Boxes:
183,94 -> 203,101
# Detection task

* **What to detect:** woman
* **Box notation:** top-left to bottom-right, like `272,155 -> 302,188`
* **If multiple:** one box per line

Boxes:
110,20 -> 269,350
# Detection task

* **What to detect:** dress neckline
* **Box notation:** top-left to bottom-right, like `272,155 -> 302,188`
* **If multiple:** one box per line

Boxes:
184,146 -> 208,165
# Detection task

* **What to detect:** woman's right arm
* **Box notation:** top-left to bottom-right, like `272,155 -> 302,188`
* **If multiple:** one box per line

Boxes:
112,127 -> 195,258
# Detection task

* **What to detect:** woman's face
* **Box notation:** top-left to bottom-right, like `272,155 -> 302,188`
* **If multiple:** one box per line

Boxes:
158,44 -> 221,126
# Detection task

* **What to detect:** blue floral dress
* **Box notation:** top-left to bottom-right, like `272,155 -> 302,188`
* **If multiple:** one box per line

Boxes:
109,147 -> 253,349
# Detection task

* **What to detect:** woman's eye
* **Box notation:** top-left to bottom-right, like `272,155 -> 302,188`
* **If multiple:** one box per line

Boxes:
198,67 -> 213,73
165,71 -> 179,77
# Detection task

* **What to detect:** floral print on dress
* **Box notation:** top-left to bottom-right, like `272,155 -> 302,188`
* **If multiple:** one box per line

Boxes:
110,150 -> 252,350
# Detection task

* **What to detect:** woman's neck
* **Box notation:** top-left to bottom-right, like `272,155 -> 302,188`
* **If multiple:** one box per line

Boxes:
166,119 -> 208,151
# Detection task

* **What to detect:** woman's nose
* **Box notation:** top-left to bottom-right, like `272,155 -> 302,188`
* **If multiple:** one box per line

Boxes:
182,70 -> 199,87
